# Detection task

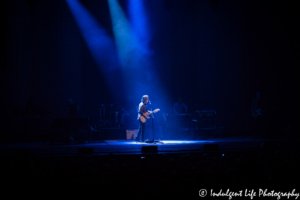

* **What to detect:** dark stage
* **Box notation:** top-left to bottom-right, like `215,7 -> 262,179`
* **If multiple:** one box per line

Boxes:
1,0 -> 300,196
1,136 -> 298,156
2,134 -> 300,198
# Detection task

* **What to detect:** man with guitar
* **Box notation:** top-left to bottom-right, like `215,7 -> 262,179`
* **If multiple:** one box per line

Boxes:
251,92 -> 267,138
135,95 -> 160,142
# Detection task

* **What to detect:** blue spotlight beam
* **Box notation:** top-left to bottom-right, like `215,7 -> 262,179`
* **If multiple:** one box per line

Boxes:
108,0 -> 152,68
108,0 -> 155,101
107,0 -> 172,112
107,0 -> 136,67
65,0 -> 119,70
128,0 -> 151,52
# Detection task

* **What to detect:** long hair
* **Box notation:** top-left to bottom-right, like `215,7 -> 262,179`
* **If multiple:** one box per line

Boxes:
141,95 -> 149,103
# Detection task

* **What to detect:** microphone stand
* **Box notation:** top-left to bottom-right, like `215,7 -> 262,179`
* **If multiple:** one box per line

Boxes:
145,101 -> 163,144
146,102 -> 154,143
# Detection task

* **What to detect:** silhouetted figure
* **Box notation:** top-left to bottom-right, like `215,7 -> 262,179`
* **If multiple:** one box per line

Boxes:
173,97 -> 187,115
135,95 -> 150,142
25,96 -> 37,111
65,98 -> 79,142
24,96 -> 39,133
66,98 -> 79,118
251,92 -> 267,138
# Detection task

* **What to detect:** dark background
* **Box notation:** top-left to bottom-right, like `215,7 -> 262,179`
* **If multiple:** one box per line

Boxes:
1,0 -> 298,136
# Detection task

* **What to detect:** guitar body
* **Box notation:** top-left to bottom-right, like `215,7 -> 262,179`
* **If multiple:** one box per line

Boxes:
252,109 -> 262,117
252,107 -> 277,117
140,112 -> 149,123
139,109 -> 160,123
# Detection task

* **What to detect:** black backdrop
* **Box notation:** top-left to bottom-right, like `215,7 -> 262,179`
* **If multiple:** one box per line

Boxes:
1,0 -> 298,135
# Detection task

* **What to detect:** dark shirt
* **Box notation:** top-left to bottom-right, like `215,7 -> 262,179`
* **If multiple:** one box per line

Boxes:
137,102 -> 148,120
251,98 -> 267,112
25,99 -> 37,110
67,104 -> 79,118
251,98 -> 268,117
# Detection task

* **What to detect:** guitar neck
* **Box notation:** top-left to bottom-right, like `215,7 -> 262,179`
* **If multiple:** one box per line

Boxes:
149,109 -> 159,114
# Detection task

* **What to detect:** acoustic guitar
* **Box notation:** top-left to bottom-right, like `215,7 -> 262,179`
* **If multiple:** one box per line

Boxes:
139,109 -> 160,123
251,107 -> 278,117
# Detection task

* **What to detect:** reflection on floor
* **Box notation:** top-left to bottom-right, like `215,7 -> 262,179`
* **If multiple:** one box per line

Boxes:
1,137 -> 299,156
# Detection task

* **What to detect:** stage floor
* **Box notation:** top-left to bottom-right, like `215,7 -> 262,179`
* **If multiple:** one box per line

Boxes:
0,136 -> 299,156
